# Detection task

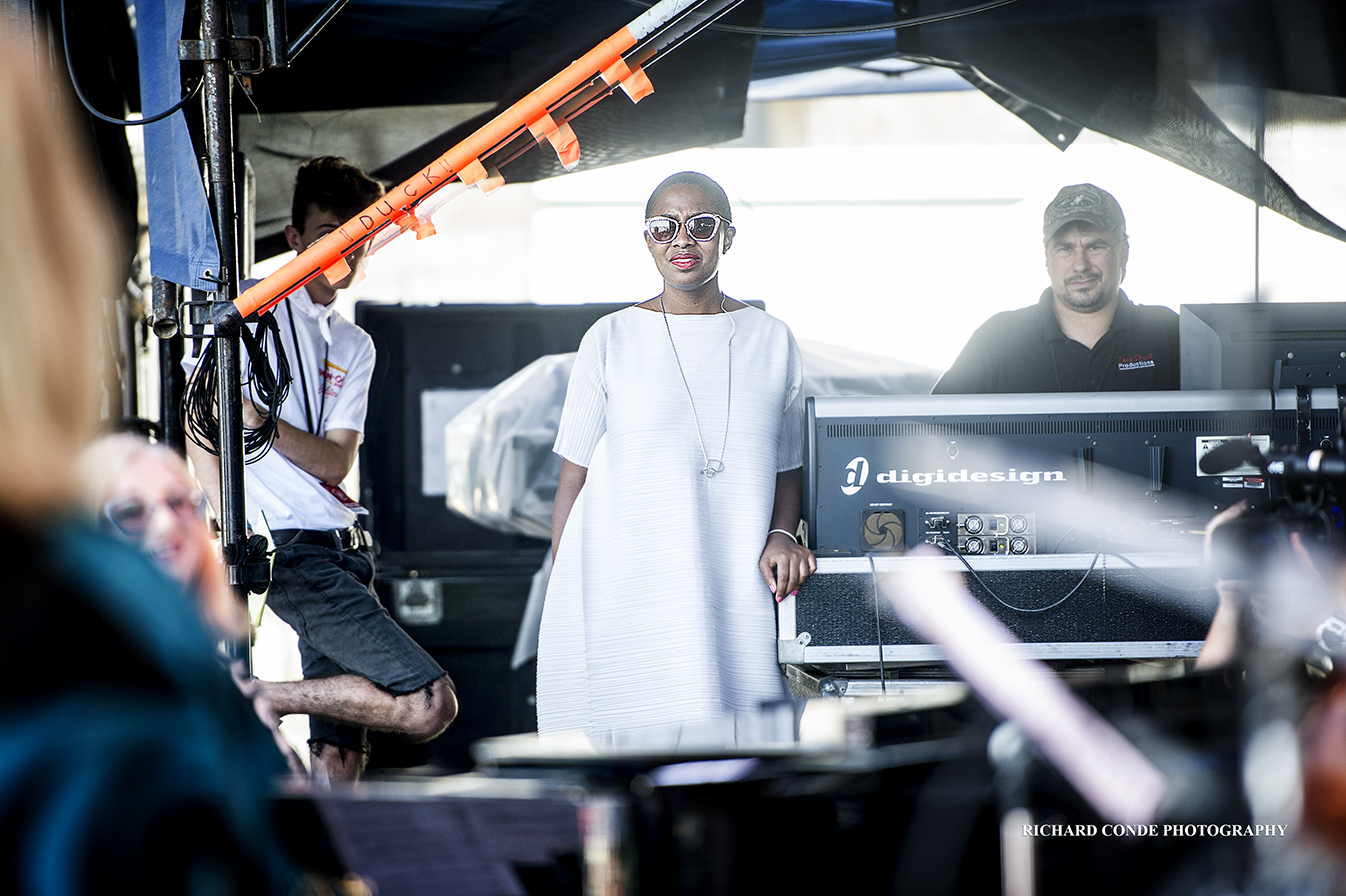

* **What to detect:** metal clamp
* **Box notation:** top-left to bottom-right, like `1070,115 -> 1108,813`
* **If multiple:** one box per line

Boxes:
818,676 -> 848,698
179,37 -> 263,71
777,631 -> 811,664
226,533 -> 272,594
179,296 -> 219,340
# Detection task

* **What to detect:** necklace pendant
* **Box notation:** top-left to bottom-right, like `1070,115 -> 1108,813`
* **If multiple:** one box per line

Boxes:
702,460 -> 725,477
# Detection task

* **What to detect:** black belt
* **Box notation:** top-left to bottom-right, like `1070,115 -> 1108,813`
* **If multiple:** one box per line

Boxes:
271,526 -> 372,552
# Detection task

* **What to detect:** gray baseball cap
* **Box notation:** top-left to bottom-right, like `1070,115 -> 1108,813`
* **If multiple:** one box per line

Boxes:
1043,184 -> 1125,241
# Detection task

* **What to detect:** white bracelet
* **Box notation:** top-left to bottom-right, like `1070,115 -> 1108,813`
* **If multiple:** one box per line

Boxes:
767,528 -> 798,544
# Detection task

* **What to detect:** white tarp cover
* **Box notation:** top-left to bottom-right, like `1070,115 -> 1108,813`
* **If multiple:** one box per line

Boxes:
444,354 -> 575,541
443,341 -> 937,538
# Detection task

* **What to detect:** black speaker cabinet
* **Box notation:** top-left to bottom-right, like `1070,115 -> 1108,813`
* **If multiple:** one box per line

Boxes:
357,301 -> 628,574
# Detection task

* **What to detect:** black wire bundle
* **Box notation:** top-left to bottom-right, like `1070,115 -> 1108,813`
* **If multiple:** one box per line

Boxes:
184,312 -> 291,464
927,537 -> 1214,613
931,537 -> 1101,614
59,0 -> 205,127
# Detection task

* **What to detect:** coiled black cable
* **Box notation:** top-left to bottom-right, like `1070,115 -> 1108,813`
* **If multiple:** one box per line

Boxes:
60,0 -> 204,127
183,312 -> 291,463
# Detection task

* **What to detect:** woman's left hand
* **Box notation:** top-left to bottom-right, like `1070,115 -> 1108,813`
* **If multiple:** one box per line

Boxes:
760,531 -> 817,603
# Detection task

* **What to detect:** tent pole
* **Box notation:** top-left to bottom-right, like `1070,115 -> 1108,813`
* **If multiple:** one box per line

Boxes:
1253,94 -> 1265,304
201,0 -> 250,664
287,0 -> 352,64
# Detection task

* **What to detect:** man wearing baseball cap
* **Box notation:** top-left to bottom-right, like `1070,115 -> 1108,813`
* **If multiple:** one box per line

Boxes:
932,184 -> 1179,393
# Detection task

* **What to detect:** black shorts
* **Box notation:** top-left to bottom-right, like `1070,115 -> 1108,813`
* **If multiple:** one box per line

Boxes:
266,542 -> 445,751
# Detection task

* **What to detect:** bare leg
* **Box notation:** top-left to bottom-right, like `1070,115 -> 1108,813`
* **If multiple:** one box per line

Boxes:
263,674 -> 458,742
311,742 -> 368,785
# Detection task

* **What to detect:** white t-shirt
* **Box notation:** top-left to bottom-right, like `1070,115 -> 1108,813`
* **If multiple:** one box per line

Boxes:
186,284 -> 375,532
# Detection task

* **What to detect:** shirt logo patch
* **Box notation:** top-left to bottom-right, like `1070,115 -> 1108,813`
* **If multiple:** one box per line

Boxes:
322,360 -> 347,399
1058,191 -> 1101,211
1118,353 -> 1155,371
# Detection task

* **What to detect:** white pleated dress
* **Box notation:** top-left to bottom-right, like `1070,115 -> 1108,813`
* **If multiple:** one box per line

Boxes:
537,304 -> 804,749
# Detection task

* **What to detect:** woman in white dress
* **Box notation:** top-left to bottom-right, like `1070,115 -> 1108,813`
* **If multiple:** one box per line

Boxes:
536,172 -> 817,748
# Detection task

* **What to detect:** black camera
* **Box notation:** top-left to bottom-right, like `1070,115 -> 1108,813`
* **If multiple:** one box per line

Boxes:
1200,428 -> 1346,582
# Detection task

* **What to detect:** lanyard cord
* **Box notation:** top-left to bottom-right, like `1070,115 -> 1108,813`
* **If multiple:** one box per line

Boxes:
283,298 -> 330,436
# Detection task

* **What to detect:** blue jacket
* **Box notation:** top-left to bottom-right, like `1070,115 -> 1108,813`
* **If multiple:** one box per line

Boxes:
0,517 -> 295,895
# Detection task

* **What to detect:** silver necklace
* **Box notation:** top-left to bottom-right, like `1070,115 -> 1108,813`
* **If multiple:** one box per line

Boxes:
659,293 -> 734,477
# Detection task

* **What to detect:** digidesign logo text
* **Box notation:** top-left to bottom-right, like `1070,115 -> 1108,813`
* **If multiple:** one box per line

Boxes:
840,458 -> 1066,494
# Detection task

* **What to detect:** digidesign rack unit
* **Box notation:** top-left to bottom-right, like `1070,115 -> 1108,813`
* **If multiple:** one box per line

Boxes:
785,390 -> 1337,666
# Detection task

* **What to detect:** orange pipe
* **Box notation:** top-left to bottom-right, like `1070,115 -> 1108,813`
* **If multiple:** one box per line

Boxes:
232,29 -> 637,321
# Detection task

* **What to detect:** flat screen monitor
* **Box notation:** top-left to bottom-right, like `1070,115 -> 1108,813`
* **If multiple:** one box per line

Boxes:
1180,302 -> 1346,390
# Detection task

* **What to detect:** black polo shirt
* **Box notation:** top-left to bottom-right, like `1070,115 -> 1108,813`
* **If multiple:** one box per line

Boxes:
931,289 -> 1179,393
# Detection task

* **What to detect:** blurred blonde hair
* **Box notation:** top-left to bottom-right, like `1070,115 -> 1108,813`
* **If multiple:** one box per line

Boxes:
77,434 -> 247,641
0,28 -> 121,519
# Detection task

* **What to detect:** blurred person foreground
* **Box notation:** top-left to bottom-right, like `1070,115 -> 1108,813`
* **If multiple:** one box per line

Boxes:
0,25 -> 301,895
78,433 -> 306,777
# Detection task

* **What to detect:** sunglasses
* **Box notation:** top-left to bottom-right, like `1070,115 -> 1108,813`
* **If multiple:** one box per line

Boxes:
644,213 -> 726,244
103,492 -> 206,539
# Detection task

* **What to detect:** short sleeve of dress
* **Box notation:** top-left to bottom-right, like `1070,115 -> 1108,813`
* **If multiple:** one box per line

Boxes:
776,328 -> 804,473
553,322 -> 608,467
